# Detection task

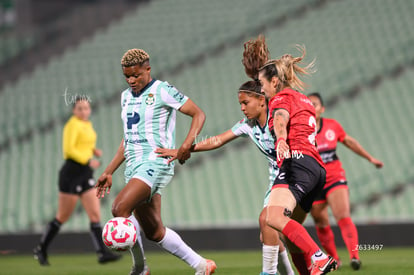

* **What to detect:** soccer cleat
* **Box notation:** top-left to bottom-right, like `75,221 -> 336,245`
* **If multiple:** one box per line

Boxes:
310,256 -> 337,275
130,264 -> 151,275
98,251 -> 122,264
195,259 -> 217,275
350,258 -> 361,270
33,245 -> 49,266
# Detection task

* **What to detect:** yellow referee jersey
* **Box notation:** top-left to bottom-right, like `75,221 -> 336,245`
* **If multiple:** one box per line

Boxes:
63,116 -> 97,165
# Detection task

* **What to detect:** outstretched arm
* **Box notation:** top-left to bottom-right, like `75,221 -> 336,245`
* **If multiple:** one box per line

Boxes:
342,135 -> 383,168
176,99 -> 206,164
95,139 -> 126,198
193,129 -> 238,151
155,130 -> 238,163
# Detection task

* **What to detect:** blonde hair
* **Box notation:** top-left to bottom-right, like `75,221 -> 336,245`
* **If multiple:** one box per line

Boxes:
121,49 -> 150,67
242,34 -> 270,80
259,45 -> 315,92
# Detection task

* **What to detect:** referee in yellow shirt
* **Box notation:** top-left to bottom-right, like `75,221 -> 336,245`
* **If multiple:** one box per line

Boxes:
34,97 -> 121,265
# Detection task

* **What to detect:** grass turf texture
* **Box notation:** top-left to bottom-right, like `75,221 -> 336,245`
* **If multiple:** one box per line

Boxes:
0,247 -> 413,274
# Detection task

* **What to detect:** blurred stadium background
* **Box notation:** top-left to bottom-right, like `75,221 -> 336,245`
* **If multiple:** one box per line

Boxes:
1,0 -> 414,253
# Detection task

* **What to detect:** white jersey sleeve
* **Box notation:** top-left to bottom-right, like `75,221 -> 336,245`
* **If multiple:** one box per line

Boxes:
160,82 -> 188,110
231,118 -> 252,137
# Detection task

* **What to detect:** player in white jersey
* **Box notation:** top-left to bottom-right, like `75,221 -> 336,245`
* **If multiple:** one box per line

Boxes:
156,80 -> 294,275
95,49 -> 216,275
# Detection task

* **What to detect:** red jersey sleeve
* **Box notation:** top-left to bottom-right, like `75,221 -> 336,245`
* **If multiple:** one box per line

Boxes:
334,119 -> 346,142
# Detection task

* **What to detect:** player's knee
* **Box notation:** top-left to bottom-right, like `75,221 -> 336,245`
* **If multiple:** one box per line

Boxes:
258,210 -> 267,229
312,214 -> 329,228
335,212 -> 350,222
266,207 -> 288,231
111,201 -> 130,218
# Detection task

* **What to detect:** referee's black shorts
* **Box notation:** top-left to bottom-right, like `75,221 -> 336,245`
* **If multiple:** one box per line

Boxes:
59,159 -> 95,195
273,154 -> 326,213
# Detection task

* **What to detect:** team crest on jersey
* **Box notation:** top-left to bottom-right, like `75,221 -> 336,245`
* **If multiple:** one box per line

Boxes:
325,129 -> 336,141
145,93 -> 155,105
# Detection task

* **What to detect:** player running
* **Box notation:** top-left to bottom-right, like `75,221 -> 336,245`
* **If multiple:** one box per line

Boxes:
308,92 -> 383,271
95,49 -> 216,275
156,80 -> 295,275
258,46 -> 338,275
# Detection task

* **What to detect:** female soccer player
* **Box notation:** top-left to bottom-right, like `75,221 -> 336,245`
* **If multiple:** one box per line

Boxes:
95,49 -> 216,275
34,97 -> 121,266
156,80 -> 295,275
258,46 -> 337,275
308,92 -> 383,270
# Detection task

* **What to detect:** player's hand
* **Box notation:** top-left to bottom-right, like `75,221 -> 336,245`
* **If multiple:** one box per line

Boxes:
276,138 -> 290,166
370,157 -> 384,168
176,143 -> 192,165
95,173 -> 112,198
155,148 -> 178,164
89,159 -> 101,169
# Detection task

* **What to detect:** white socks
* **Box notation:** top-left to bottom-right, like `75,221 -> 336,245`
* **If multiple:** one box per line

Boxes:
158,227 -> 202,268
278,249 -> 295,275
128,215 -> 146,270
262,244 -> 279,274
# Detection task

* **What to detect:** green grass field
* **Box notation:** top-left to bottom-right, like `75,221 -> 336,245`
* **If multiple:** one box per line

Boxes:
1,247 -> 413,274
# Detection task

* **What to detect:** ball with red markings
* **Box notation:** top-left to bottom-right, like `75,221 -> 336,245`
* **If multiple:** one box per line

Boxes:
102,217 -> 137,251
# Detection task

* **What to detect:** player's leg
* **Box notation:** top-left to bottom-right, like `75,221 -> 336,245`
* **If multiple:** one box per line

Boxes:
111,178 -> 151,218
109,177 -> 151,274
327,187 -> 360,270
276,233 -> 295,275
259,207 -> 294,275
266,187 -> 325,261
267,157 -> 337,275
259,207 -> 280,275
80,188 -> 121,264
128,212 -> 149,275
286,205 -> 311,275
311,202 -> 340,264
136,193 -> 216,275
34,192 -> 78,265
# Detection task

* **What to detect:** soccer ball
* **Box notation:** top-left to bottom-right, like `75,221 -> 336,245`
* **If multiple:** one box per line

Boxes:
102,217 -> 137,251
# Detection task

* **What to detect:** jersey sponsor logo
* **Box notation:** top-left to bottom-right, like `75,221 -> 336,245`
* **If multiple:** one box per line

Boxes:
126,112 -> 140,129
320,150 -> 338,163
325,129 -> 336,141
145,93 -> 155,105
125,138 -> 148,144
172,90 -> 185,101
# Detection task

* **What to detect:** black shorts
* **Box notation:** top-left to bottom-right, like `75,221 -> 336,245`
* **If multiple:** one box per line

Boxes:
273,154 -> 326,213
59,159 -> 95,195
313,180 -> 348,204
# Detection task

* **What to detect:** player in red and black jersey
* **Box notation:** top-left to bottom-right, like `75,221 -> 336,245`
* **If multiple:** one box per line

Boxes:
308,93 -> 383,270
258,46 -> 337,275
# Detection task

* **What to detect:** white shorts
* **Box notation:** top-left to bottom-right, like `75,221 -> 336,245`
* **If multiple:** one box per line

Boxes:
125,161 -> 174,200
